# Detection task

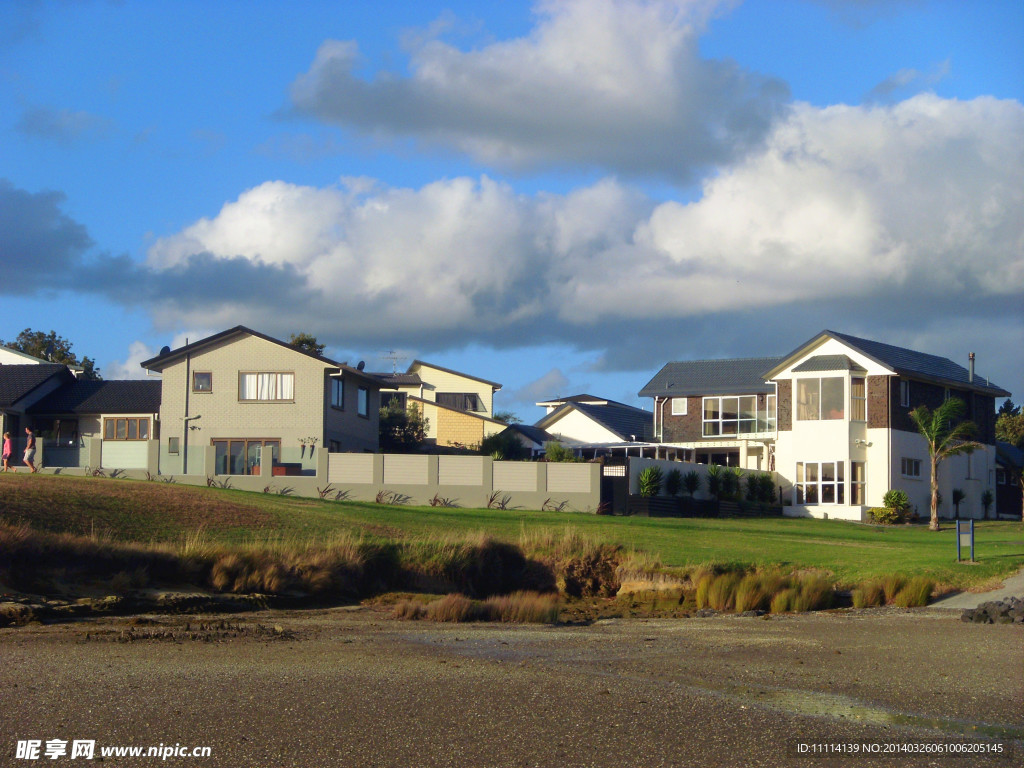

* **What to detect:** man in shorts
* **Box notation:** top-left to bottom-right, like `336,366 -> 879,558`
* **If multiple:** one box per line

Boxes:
23,426 -> 38,473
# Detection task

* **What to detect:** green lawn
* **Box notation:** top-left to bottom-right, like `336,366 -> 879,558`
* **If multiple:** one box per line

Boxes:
3,473 -> 1022,589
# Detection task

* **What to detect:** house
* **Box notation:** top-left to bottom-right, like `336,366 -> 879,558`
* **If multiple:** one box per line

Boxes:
640,330 -> 1010,520
0,343 -> 85,375
996,441 -> 1023,519
372,360 -> 505,448
0,364 -> 74,453
531,394 -> 656,457
140,326 -> 382,475
27,378 -> 162,469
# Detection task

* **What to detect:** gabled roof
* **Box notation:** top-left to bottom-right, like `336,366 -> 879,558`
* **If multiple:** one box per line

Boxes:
0,345 -> 84,371
28,379 -> 162,415
0,364 -> 70,408
139,326 -> 381,387
370,372 -> 423,387
791,354 -> 866,373
408,360 -> 502,390
638,357 -> 783,398
536,393 -> 608,408
537,399 -> 652,442
502,423 -> 557,447
765,330 -> 1010,397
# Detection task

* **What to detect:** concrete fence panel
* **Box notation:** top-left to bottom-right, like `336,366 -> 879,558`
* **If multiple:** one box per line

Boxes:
384,454 -> 429,485
439,456 -> 484,486
493,462 -> 539,492
547,463 -> 594,493
329,453 -> 375,485
101,441 -> 149,470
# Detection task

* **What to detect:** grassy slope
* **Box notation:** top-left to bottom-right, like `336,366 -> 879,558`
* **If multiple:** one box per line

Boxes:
2,473 -> 1021,589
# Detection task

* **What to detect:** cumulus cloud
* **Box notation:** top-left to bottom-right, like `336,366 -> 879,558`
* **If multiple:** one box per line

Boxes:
15,105 -> 112,144
138,93 -> 1023,393
104,341 -> 158,380
289,0 -> 789,181
509,368 -> 573,406
865,59 -> 950,103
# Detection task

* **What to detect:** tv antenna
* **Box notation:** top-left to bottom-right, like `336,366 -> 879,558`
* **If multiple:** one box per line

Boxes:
380,349 -> 406,374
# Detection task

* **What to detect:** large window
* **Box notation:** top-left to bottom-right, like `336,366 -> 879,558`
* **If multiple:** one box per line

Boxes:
436,392 -> 484,412
796,377 -> 844,421
103,417 -> 150,441
238,372 -> 294,402
702,395 -> 774,436
213,438 -> 280,475
331,378 -> 344,409
381,392 -> 407,409
851,377 -> 866,421
795,461 -> 845,505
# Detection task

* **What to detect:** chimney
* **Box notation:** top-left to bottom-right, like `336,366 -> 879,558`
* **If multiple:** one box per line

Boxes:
968,352 -> 975,383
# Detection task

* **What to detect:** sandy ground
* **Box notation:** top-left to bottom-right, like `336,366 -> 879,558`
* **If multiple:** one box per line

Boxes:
0,607 -> 1021,768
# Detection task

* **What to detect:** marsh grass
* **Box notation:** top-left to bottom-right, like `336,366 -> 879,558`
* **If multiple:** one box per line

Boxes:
852,581 -> 886,609
395,591 -> 559,623
892,577 -> 935,607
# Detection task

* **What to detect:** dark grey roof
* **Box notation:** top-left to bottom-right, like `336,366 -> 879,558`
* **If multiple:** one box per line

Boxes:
997,441 -> 1023,470
139,325 -> 381,387
768,330 -> 1010,397
791,354 -> 866,373
370,372 -> 423,387
505,424 -> 556,446
29,379 -> 162,415
536,393 -> 608,406
639,357 -> 783,398
0,364 -> 69,408
538,400 -> 652,442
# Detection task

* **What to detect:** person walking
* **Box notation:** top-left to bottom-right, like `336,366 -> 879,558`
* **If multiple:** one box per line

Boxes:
23,427 -> 37,473
2,432 -> 14,472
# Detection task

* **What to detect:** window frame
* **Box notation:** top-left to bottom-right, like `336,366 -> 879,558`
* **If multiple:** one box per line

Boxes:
701,395 -> 759,436
901,457 -> 922,479
670,397 -> 687,416
795,460 -> 845,506
330,378 -> 345,410
436,392 -> 485,413
851,461 -> 866,505
850,377 -> 866,422
103,417 -> 150,441
192,371 -> 213,393
237,371 -> 295,403
899,380 -> 910,408
357,387 -> 370,418
796,376 -> 845,421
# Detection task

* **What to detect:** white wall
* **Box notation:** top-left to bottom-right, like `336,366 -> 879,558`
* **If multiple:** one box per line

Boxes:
545,408 -> 622,444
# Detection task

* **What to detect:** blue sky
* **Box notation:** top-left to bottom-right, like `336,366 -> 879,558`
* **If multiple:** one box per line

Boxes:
1,0 -> 1021,423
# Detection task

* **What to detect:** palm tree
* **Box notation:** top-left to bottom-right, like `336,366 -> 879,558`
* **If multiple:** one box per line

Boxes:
908,398 -> 982,531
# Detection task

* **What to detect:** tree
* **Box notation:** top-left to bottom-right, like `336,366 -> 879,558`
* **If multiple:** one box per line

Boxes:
1,328 -> 101,379
908,398 -> 982,531
288,332 -> 325,357
480,430 -> 529,460
997,398 -> 1020,417
996,411 -> 1024,520
378,400 -> 428,453
492,410 -> 522,425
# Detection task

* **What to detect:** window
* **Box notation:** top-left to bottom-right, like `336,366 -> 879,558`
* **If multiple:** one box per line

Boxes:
329,440 -> 342,452
168,437 -> 179,455
212,439 -> 280,475
358,387 -> 369,417
192,371 -> 212,393
851,461 -> 866,505
103,417 -> 150,441
795,461 -> 845,505
851,377 -> 866,421
331,378 -> 344,409
238,372 -> 294,402
797,377 -> 844,421
996,468 -> 1007,485
671,397 -> 687,416
901,457 -> 922,478
764,394 -> 776,431
899,380 -> 910,408
436,392 -> 484,412
702,396 -> 758,436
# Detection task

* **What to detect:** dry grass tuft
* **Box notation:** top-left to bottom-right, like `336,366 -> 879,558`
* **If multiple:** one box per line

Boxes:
892,577 -> 934,607
851,580 -> 885,609
881,575 -> 907,604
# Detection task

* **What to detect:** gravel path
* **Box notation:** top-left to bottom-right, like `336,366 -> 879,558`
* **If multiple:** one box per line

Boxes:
1,608 -> 1020,767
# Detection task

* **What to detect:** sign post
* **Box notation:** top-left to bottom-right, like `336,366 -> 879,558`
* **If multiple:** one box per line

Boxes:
956,518 -> 975,562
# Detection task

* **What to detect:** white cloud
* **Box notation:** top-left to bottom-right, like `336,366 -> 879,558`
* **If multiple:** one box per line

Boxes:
289,0 -> 787,181
509,368 -> 573,406
104,341 -> 158,380
137,94 -> 1022,392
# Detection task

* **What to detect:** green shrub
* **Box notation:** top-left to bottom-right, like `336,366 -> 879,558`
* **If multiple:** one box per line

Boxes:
881,575 -> 907,603
638,466 -> 663,498
770,587 -> 798,613
682,470 -> 701,497
851,581 -> 884,608
707,572 -> 742,611
883,489 -> 910,510
705,464 -> 723,499
744,475 -> 759,502
756,473 -> 777,504
868,507 -> 904,525
892,577 -> 933,607
665,468 -> 683,497
544,442 -> 580,462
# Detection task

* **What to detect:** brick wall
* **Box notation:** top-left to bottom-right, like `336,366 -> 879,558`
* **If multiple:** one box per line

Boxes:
436,407 -> 485,447
867,375 -> 889,429
889,378 -> 994,442
777,380 -> 792,431
662,396 -> 701,442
